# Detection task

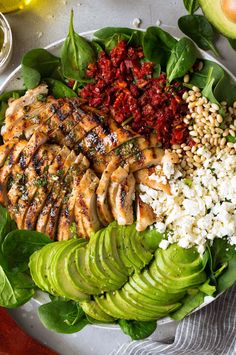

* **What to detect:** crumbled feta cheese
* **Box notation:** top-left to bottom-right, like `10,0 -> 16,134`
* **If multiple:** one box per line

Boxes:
159,239 -> 169,250
132,18 -> 141,28
139,151 -> 236,253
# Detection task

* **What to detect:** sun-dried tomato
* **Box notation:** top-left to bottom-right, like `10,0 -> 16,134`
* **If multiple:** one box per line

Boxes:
79,40 -> 189,147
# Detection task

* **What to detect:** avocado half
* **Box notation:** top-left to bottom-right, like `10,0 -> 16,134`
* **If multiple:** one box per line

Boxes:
199,0 -> 236,39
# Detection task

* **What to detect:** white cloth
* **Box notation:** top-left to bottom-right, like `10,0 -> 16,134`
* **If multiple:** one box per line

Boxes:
112,284 -> 236,355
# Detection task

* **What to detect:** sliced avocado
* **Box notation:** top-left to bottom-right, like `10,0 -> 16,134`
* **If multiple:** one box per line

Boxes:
120,287 -> 181,315
76,246 -> 101,294
150,259 -> 207,291
128,225 -> 153,267
66,241 -> 96,295
111,290 -> 158,321
119,225 -> 143,271
86,230 -> 117,291
50,239 -> 90,301
95,294 -> 125,319
86,231 -> 107,284
143,269 -> 186,300
94,293 -> 153,321
29,251 -> 45,291
116,226 -> 134,272
80,300 -> 115,323
104,224 -> 128,276
128,269 -> 179,303
123,281 -> 174,307
38,242 -> 63,295
199,0 -> 236,39
157,248 -> 206,278
99,229 -> 126,287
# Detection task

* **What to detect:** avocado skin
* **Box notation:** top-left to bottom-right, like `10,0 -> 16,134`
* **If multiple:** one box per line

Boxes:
199,0 -> 236,39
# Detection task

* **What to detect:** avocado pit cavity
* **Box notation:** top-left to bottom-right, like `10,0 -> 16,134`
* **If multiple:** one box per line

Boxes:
221,0 -> 236,23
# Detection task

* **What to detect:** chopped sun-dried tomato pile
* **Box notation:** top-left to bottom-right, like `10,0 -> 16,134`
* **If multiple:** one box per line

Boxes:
79,40 -> 190,147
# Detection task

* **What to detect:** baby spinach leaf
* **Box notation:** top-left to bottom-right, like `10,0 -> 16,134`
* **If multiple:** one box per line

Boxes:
127,30 -> 144,47
189,60 -> 223,89
22,49 -> 60,89
103,33 -> 130,53
209,238 -> 236,293
61,10 -> 96,82
228,38 -> 236,51
171,291 -> 205,320
188,59 -> 236,105
94,27 -> 135,40
38,300 -> 89,334
167,37 -> 197,82
91,40 -> 104,54
213,72 -> 236,106
143,26 -> 177,67
0,266 -> 35,308
178,15 -> 219,56
45,78 -> 77,99
183,0 -> 200,14
2,230 -> 52,272
0,205 -> 17,268
226,135 -> 236,143
119,319 -> 156,340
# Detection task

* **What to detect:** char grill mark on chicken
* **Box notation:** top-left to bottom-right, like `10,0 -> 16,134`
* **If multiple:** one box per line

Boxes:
92,134 -> 160,174
62,106 -> 104,149
96,156 -> 120,226
6,132 -> 48,209
75,169 -> 102,238
57,154 -> 90,241
23,146 -> 71,231
0,140 -> 19,167
10,145 -> 60,229
37,150 -> 77,239
0,140 -> 28,205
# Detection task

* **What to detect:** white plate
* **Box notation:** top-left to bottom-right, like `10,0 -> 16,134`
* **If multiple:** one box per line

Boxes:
2,30 -> 236,332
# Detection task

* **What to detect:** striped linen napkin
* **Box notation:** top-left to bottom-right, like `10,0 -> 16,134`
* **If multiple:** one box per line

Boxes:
112,284 -> 236,355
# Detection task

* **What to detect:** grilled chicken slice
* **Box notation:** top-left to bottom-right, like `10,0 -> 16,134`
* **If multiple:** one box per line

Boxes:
0,140 -> 28,205
62,106 -> 104,148
0,140 -> 19,167
7,132 -> 48,206
111,164 -> 129,183
136,196 -> 157,232
6,96 -> 58,142
107,165 -> 130,220
96,156 -> 120,226
10,145 -> 60,229
135,167 -> 171,195
57,154 -> 90,241
36,150 -> 77,236
4,84 -> 48,128
75,169 -> 102,237
23,146 -> 71,230
93,134 -> 160,174
79,118 -> 137,159
115,173 -> 135,225
128,147 -> 165,172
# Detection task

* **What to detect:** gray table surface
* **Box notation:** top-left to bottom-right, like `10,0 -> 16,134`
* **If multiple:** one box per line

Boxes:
2,1 -> 236,354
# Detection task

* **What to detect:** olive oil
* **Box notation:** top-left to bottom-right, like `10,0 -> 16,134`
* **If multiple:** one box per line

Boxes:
0,0 -> 33,13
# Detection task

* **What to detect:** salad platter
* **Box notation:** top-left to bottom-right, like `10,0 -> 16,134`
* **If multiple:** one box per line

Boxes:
0,12 -> 236,341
